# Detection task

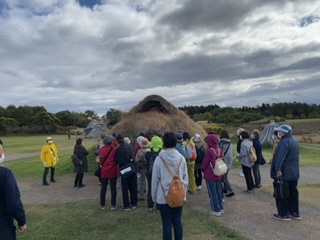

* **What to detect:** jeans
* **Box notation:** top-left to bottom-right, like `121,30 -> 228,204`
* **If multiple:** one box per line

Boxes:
121,173 -> 138,208
158,204 -> 183,240
206,181 -> 223,212
100,177 -> 117,207
194,168 -> 202,187
223,170 -> 233,193
137,169 -> 147,199
187,161 -> 196,193
252,162 -> 261,186
242,165 -> 254,191
275,180 -> 299,216
74,173 -> 84,186
43,167 -> 55,182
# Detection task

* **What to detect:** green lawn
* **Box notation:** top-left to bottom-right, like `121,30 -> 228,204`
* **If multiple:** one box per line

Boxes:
18,200 -> 248,240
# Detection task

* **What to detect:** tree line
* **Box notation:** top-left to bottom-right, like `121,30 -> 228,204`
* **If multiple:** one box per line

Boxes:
179,102 -> 320,125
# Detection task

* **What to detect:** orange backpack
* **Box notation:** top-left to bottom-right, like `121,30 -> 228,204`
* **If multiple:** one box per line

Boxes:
160,156 -> 185,208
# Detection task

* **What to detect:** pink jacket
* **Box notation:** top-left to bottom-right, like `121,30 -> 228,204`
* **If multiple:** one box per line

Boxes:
202,134 -> 224,182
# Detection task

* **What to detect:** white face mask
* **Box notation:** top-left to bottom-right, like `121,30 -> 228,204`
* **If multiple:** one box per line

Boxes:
47,140 -> 53,144
251,134 -> 255,139
277,133 -> 282,139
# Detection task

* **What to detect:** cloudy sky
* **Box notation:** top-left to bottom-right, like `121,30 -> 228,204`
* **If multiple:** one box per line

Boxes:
1,0 -> 320,115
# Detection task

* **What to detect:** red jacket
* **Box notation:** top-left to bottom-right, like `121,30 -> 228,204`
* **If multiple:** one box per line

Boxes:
99,145 -> 119,179
202,134 -> 224,182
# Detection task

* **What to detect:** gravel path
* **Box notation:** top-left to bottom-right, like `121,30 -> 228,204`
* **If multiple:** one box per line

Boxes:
17,166 -> 320,240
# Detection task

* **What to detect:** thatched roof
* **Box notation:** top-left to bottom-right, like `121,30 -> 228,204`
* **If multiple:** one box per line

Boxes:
111,95 -> 207,141
84,119 -> 110,138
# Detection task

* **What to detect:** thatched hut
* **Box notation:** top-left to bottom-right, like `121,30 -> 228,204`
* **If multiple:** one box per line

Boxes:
111,95 -> 207,141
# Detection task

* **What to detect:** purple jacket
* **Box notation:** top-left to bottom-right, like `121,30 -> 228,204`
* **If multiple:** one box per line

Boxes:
202,134 -> 224,182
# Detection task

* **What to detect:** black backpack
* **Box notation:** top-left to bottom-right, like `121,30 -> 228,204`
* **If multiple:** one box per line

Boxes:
195,145 -> 205,164
145,147 -> 161,173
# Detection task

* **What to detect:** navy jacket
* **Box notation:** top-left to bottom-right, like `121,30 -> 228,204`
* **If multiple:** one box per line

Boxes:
270,132 -> 300,181
0,167 -> 26,235
115,141 -> 134,167
252,138 -> 262,164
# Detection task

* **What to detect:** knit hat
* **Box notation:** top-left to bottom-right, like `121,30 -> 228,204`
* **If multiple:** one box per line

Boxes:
176,133 -> 183,143
193,134 -> 201,142
124,137 -> 131,144
140,138 -> 151,148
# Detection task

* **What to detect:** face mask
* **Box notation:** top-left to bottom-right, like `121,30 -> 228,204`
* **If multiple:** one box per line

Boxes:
251,135 -> 255,139
277,133 -> 282,139
47,140 -> 53,144
239,136 -> 243,140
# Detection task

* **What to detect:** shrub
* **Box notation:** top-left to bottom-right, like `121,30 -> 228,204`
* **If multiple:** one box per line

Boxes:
202,125 -> 223,134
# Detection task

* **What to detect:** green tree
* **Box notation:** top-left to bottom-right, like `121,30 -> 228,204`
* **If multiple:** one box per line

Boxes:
0,117 -> 20,134
106,109 -> 122,125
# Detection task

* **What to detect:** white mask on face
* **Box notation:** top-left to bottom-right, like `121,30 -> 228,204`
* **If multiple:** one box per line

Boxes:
47,140 -> 53,144
277,133 -> 282,139
239,136 -> 243,140
251,134 -> 255,139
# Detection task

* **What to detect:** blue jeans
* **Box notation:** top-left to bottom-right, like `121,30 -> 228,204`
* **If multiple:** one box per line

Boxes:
206,181 -> 223,212
158,204 -> 183,240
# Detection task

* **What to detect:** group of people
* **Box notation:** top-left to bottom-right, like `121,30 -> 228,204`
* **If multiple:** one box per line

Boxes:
0,122 -> 301,240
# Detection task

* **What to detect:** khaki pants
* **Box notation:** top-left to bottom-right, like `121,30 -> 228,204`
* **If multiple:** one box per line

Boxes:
187,161 -> 196,194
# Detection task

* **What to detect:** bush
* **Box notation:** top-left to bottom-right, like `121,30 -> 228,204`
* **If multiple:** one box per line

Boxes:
202,125 -> 223,134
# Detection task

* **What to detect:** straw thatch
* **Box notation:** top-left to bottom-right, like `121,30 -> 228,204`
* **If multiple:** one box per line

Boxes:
84,119 -> 110,138
111,95 -> 207,140
260,120 -> 279,145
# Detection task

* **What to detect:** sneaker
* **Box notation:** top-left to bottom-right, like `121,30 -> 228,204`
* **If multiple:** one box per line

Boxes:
101,206 -> 106,210
254,185 -> 261,188
226,192 -> 235,197
121,207 -> 131,212
222,199 -> 225,203
78,184 -> 86,188
209,211 -> 222,217
220,209 -> 224,214
239,172 -> 245,177
289,213 -> 301,220
43,181 -> 49,186
147,208 -> 154,213
273,214 -> 291,221
50,179 -> 56,183
243,190 -> 254,194
196,186 -> 202,191
111,206 -> 116,210
131,205 -> 137,210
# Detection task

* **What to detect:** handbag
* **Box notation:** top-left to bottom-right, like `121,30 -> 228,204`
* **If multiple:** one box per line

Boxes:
260,156 -> 266,165
95,148 -> 113,177
273,177 -> 289,200
210,148 -> 228,176
71,153 -> 81,166
120,161 -> 137,179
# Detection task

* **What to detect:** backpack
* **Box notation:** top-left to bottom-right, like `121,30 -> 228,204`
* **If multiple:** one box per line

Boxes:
71,153 -> 81,166
195,145 -> 205,164
185,143 -> 197,161
249,146 -> 257,164
145,147 -> 161,173
160,156 -> 185,208
210,148 -> 228,176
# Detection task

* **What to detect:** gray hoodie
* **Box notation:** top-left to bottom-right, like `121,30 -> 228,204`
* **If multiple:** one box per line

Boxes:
151,149 -> 188,204
238,139 -> 254,167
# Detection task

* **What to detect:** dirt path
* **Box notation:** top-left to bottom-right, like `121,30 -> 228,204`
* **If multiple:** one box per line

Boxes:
17,166 -> 320,240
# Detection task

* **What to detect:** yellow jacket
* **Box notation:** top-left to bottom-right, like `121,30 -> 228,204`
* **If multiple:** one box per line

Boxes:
41,144 -> 59,167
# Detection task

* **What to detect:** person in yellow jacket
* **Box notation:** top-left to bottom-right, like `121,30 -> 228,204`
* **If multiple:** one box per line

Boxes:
183,132 -> 197,194
41,136 -> 59,186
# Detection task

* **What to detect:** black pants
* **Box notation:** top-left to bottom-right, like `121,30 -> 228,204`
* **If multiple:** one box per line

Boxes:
74,173 -> 84,186
121,173 -> 138,208
147,172 -> 155,209
97,163 -> 101,183
43,167 -> 55,182
242,165 -> 254,190
194,168 -> 202,187
252,162 -> 261,186
100,177 -> 117,207
0,226 -> 16,240
275,180 -> 299,216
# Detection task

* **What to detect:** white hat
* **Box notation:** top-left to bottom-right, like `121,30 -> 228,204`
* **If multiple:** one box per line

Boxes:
193,134 -> 201,142
46,136 -> 53,141
274,125 -> 292,133
236,128 -> 245,136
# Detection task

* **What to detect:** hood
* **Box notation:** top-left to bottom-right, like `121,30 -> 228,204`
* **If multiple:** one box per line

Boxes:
150,136 -> 163,149
159,149 -> 183,168
207,134 -> 219,148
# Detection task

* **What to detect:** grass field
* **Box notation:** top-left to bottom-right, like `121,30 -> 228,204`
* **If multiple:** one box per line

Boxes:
20,200 -> 248,240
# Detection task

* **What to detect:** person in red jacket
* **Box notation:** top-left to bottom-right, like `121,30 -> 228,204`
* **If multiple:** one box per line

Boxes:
99,135 -> 119,210
202,134 -> 224,217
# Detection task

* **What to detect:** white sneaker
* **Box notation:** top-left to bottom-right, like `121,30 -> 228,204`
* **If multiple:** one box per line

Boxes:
239,172 -> 245,177
220,209 -> 224,214
196,186 -> 202,191
209,211 -> 222,216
